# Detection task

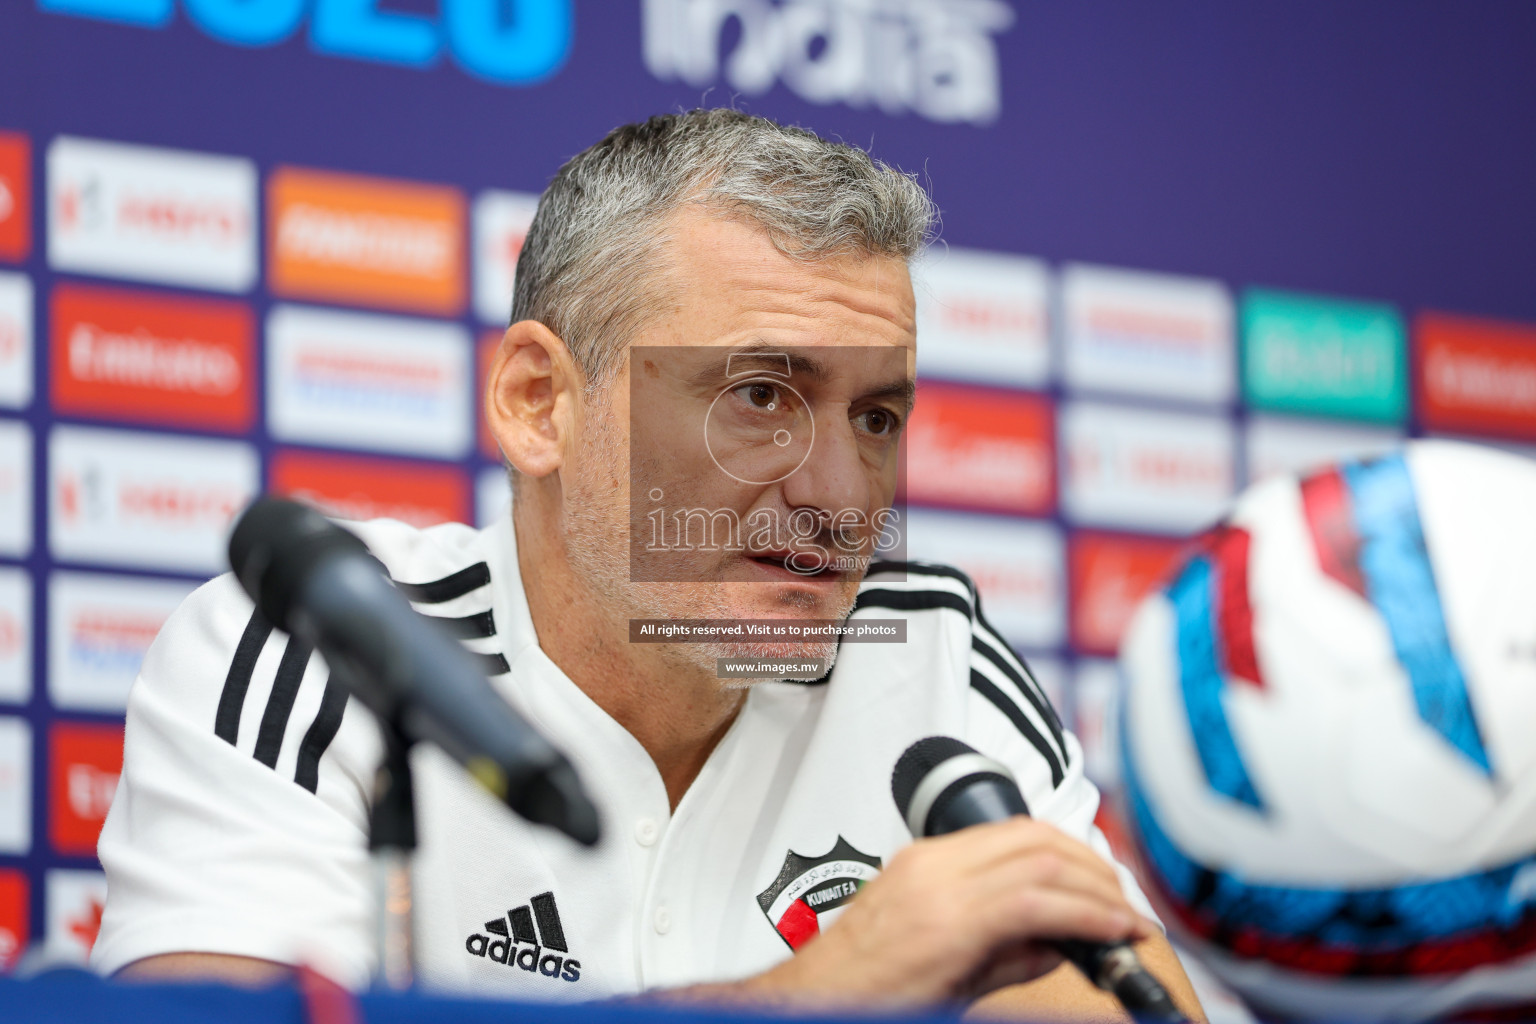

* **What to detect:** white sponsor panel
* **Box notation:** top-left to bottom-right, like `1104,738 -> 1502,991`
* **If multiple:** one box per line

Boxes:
1073,658 -> 1122,790
44,869 -> 107,965
1244,414 -> 1403,484
0,717 -> 29,854
47,136 -> 257,293
267,305 -> 471,459
902,507 -> 1064,648
913,247 -> 1051,388
643,0 -> 1015,125
477,466 -> 512,529
473,190 -> 539,326
0,272 -> 32,409
0,569 -> 30,705
49,571 -> 197,712
48,425 -> 258,574
1061,263 -> 1234,405
1060,401 -> 1235,534
0,420 -> 31,557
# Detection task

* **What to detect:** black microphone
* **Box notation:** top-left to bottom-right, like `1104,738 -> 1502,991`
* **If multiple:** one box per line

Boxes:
229,496 -> 600,846
892,736 -> 1186,1024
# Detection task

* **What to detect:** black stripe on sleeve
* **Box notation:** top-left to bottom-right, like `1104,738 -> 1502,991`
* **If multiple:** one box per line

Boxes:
253,638 -> 314,769
425,608 -> 496,640
866,560 -> 975,589
972,636 -> 1068,765
477,651 -> 511,676
862,561 -> 1070,785
974,605 -> 1065,736
293,675 -> 349,794
394,563 -> 492,605
853,588 -> 972,619
215,609 -> 272,745
970,668 -> 1064,788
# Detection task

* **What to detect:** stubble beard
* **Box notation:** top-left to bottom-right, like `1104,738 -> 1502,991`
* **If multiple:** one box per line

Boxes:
562,404 -> 852,685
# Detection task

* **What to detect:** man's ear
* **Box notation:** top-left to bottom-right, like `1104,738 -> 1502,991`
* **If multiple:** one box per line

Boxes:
485,320 -> 581,479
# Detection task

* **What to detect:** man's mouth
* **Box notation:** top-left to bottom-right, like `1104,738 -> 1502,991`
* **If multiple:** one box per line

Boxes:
746,551 -> 839,580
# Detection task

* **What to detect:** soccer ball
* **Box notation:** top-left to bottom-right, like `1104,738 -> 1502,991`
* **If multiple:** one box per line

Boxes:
1118,440 -> 1536,1021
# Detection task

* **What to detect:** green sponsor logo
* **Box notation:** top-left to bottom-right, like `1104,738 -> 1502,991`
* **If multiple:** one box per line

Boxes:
1241,290 -> 1406,423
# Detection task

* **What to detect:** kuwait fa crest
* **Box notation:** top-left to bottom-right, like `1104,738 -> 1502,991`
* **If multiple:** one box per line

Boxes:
756,837 -> 882,950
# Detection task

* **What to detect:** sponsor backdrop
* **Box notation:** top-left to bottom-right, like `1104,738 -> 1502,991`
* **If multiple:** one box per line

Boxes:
2,0 -> 1535,966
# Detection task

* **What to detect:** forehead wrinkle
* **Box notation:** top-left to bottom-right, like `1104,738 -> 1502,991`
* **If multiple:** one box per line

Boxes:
645,208 -> 917,349
720,268 -> 914,333
669,225 -> 911,322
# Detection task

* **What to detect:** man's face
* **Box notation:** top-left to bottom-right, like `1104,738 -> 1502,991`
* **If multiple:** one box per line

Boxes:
561,206 -> 916,673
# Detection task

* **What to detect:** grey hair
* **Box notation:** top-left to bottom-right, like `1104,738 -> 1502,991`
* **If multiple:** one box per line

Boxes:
510,109 -> 936,388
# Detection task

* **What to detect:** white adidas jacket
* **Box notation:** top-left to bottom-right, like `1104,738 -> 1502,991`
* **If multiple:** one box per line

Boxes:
92,514 -> 1151,996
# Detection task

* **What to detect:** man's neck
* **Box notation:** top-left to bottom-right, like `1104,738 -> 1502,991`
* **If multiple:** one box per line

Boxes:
513,504 -> 746,811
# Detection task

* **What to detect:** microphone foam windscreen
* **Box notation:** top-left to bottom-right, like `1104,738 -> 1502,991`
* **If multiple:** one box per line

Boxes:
227,496 -> 368,627
891,735 -> 980,823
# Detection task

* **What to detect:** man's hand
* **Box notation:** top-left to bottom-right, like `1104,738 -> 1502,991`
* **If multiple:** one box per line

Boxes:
969,933 -> 1206,1024
680,817 -> 1157,1011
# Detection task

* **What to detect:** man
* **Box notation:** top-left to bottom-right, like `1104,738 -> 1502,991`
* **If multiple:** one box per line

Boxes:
93,110 -> 1202,1020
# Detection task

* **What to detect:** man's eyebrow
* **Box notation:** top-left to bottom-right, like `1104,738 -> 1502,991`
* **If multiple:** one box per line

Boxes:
863,378 -> 918,414
685,341 -> 830,390
685,342 -> 915,411
727,341 -> 829,380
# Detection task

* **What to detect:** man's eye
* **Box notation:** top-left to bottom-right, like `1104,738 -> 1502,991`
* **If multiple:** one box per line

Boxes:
857,409 -> 899,435
733,382 -> 781,410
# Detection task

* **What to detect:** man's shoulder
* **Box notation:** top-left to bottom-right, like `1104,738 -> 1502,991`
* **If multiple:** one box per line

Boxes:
166,515 -> 500,649
120,515 -> 509,825
344,516 -> 494,589
135,514 -> 508,730
843,558 -> 1072,790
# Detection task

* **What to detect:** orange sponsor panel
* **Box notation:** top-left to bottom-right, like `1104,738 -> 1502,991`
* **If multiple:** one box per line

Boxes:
904,381 -> 1055,515
0,132 -> 30,262
50,283 -> 255,432
1417,312 -> 1536,441
271,448 -> 470,528
268,166 -> 466,315
49,721 -> 124,856
1069,531 -> 1184,655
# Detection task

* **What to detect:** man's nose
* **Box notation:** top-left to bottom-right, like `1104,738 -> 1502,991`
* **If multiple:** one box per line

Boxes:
778,409 -> 873,524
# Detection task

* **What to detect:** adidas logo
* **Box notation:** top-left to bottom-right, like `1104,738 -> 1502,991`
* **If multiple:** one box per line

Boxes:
465,891 -> 581,983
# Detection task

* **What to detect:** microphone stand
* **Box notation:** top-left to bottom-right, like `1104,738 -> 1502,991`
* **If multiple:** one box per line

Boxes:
368,713 -> 418,991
